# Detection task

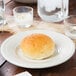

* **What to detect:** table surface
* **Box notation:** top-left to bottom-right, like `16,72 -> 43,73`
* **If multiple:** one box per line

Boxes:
0,0 -> 76,76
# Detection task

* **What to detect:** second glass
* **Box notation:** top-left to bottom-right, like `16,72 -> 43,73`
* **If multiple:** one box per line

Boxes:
38,0 -> 69,22
64,15 -> 76,39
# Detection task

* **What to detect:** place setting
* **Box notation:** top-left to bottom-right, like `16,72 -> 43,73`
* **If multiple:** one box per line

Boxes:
0,0 -> 76,71
1,0 -> 76,76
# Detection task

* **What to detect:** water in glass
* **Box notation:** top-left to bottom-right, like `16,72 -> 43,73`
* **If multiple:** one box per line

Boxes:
38,0 -> 69,22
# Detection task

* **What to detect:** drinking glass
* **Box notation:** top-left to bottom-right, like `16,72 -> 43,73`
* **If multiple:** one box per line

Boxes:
0,0 -> 12,45
13,6 -> 33,28
0,0 -> 5,26
64,15 -> 76,39
37,0 -> 69,22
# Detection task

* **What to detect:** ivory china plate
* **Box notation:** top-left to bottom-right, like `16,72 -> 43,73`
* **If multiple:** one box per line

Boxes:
1,29 -> 75,69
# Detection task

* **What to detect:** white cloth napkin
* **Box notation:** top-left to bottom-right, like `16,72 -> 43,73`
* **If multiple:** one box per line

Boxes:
14,71 -> 32,76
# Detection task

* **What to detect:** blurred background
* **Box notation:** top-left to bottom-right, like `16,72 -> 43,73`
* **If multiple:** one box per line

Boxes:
5,0 -> 76,19
12,0 -> 76,14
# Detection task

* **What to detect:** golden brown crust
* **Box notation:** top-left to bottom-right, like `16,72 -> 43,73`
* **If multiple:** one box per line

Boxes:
20,34 -> 55,60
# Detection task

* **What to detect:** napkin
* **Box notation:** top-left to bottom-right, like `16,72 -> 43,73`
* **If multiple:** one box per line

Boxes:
14,71 -> 32,76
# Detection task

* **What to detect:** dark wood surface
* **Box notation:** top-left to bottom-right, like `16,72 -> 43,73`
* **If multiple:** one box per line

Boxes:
0,0 -> 76,76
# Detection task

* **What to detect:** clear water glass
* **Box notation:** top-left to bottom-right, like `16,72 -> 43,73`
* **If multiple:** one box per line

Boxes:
13,6 -> 33,28
64,15 -> 76,39
38,0 -> 69,22
0,0 -> 5,25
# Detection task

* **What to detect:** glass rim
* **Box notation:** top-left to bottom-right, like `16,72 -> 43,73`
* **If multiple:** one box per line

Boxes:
13,6 -> 33,13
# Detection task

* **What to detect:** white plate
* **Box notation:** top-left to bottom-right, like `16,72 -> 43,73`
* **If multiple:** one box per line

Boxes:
1,29 -> 75,69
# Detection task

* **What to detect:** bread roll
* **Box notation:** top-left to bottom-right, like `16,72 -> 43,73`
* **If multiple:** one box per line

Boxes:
20,34 -> 55,60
